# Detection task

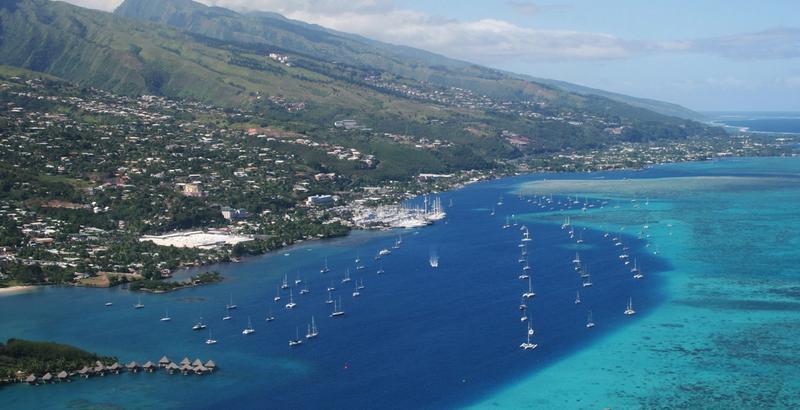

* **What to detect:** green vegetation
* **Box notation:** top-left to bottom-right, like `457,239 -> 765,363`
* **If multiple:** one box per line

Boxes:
0,339 -> 116,381
129,271 -> 222,293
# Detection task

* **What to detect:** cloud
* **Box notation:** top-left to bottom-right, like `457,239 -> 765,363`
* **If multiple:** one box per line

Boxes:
505,1 -> 571,16
60,0 -> 800,64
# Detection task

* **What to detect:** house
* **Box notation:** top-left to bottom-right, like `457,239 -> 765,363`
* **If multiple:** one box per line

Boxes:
221,207 -> 248,221
306,195 -> 334,206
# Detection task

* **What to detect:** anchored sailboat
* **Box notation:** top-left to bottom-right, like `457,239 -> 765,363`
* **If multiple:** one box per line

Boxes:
242,317 -> 255,335
520,321 -> 537,350
306,316 -> 319,339
624,297 -> 636,316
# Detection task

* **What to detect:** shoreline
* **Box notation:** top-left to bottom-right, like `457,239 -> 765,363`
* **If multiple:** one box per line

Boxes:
0,286 -> 36,296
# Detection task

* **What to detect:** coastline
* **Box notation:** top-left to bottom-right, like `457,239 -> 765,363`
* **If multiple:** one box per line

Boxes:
0,286 -> 36,296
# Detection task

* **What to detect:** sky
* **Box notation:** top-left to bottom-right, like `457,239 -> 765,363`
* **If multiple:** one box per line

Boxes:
62,0 -> 800,111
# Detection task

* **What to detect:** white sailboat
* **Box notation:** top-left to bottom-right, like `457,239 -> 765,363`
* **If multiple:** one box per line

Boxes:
288,327 -> 303,347
134,297 -> 144,309
320,257 -> 330,273
327,281 -> 336,292
325,289 -> 334,304
330,297 -> 344,317
242,317 -> 255,335
582,272 -> 593,288
624,297 -> 636,315
377,260 -> 385,275
392,233 -> 403,249
192,317 -> 207,331
205,331 -> 217,345
306,316 -> 319,339
160,309 -> 171,322
285,289 -> 297,309
265,309 -> 275,322
520,322 -> 537,350
274,285 -> 282,302
226,294 -> 237,310
586,311 -> 595,328
522,276 -> 535,299
632,259 -> 644,279
281,274 -> 289,290
502,216 -> 511,229
299,281 -> 310,295
573,252 -> 581,264
574,290 -> 581,304
341,268 -> 352,283
352,282 -> 361,297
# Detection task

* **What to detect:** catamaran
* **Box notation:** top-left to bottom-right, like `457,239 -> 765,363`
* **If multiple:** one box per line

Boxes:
377,260 -> 385,274
294,274 -> 303,285
582,273 -> 593,288
357,279 -> 365,290
502,216 -> 511,229
429,254 -> 439,268
160,309 -> 171,322
352,282 -> 361,297
205,331 -> 217,345
392,233 -> 403,249
306,316 -> 319,339
265,310 -> 275,322
586,311 -> 595,328
134,297 -> 144,309
320,257 -> 330,273
520,321 -> 537,350
572,252 -> 581,264
288,327 -> 303,347
522,276 -> 535,299
299,281 -> 310,295
285,289 -> 297,309
632,259 -> 644,279
341,268 -> 352,283
624,297 -> 636,315
281,274 -> 289,290
327,281 -> 336,292
242,317 -> 255,335
274,285 -> 282,302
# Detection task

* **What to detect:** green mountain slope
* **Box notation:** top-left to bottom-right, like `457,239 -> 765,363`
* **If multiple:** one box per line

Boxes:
0,0 -> 723,161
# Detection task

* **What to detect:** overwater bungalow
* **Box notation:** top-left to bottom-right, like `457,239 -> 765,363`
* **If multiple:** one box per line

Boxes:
193,364 -> 208,375
180,357 -> 191,366
180,363 -> 192,375
204,360 -> 216,373
108,362 -> 121,374
25,374 -> 36,385
126,361 -> 140,373
57,371 -> 69,382
78,366 -> 90,378
166,362 -> 179,374
41,373 -> 53,383
158,356 -> 171,367
192,359 -> 203,367
93,362 -> 106,376
142,361 -> 155,373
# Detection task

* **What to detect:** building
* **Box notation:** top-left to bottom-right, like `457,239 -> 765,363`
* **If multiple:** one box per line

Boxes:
221,207 -> 248,221
180,182 -> 204,198
306,195 -> 335,206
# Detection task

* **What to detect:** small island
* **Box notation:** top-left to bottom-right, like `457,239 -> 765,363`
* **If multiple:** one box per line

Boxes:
128,271 -> 223,293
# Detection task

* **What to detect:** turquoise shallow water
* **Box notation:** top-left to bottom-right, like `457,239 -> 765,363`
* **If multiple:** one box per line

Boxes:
2,157 -> 800,409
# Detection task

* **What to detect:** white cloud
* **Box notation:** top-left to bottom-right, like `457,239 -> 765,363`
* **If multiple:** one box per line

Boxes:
61,0 -> 800,64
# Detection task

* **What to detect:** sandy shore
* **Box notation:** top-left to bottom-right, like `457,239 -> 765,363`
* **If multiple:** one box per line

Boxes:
0,285 -> 37,296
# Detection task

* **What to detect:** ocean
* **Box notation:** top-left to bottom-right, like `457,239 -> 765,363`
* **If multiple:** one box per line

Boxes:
705,111 -> 800,134
2,157 -> 799,409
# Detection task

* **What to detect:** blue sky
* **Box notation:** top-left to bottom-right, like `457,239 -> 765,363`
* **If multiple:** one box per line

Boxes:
67,0 -> 800,111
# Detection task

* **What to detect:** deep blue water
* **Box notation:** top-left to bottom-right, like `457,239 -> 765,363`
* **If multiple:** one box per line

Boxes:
0,169 -> 670,409
720,118 -> 800,133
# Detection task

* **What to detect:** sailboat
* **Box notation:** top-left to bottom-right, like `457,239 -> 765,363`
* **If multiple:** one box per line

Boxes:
327,281 -> 336,292
242,317 -> 255,335
490,206 -> 495,216
320,257 -> 330,273
572,252 -> 581,264
226,294 -> 237,310
341,268 -> 352,283
522,276 -> 535,299
274,285 -> 282,302
222,310 -> 232,321
392,233 -> 403,249
192,317 -> 207,331
355,252 -> 365,270
325,289 -> 334,304
288,327 -> 303,347
502,216 -> 511,229
160,309 -> 171,322
306,316 -> 319,339
352,282 -> 361,297
265,309 -> 275,322
497,196 -> 504,206
574,290 -> 581,304
632,259 -> 644,279
357,279 -> 365,290
582,272 -> 593,288
134,297 -> 144,309
520,321 -> 537,350
205,331 -> 217,345
294,274 -> 303,285
429,254 -> 439,268
377,260 -> 385,275
281,274 -> 289,290
521,228 -> 532,242
285,289 -> 297,309
624,298 -> 636,315
586,311 -> 595,328
299,281 -> 310,295
330,297 -> 345,317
